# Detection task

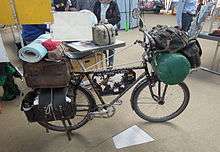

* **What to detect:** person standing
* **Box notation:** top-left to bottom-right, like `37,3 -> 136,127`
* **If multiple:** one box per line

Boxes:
197,0 -> 204,14
54,0 -> 79,11
176,0 -> 197,32
93,0 -> 121,67
78,0 -> 97,11
0,34 -> 20,104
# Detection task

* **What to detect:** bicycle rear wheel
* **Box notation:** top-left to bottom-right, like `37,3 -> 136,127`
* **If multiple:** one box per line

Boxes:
38,86 -> 95,132
131,80 -> 190,122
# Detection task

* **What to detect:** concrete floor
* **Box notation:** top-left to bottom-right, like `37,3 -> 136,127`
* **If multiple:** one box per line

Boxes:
0,14 -> 220,152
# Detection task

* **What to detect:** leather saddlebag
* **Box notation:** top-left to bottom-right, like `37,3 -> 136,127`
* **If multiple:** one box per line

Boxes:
23,60 -> 70,88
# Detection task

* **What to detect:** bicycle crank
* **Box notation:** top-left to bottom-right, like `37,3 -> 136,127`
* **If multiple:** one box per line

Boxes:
90,105 -> 116,119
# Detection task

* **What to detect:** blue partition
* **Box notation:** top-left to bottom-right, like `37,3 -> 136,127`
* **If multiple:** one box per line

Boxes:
115,0 -> 138,30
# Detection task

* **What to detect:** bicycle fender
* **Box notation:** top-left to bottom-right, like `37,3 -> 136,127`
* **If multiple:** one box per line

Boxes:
130,78 -> 150,110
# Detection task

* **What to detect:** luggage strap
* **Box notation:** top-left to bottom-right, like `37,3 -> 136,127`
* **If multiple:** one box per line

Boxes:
103,24 -> 111,45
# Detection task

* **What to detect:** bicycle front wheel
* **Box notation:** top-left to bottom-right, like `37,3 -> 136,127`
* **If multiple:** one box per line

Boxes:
131,80 -> 190,122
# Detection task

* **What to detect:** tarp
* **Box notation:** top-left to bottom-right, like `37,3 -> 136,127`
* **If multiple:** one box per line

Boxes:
0,0 -> 15,25
0,0 -> 53,25
14,0 -> 53,24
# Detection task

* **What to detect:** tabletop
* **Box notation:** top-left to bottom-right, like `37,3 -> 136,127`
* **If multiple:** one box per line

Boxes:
66,40 -> 126,53
198,32 -> 220,41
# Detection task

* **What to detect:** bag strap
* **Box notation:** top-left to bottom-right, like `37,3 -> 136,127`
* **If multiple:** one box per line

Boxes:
102,24 -> 111,45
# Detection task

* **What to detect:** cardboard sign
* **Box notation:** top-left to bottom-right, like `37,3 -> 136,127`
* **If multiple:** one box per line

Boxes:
52,12 -> 97,41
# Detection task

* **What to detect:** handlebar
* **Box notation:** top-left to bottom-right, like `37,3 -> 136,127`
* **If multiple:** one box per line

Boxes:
134,29 -> 156,51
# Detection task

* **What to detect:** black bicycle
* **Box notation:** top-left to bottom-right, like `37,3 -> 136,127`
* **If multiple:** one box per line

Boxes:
38,14 -> 190,132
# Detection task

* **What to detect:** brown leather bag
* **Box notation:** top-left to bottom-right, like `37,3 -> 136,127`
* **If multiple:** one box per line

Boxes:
23,60 -> 70,88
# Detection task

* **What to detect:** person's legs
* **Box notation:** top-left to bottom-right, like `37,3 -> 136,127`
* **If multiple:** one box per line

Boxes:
108,49 -> 115,67
2,75 -> 20,101
182,13 -> 193,32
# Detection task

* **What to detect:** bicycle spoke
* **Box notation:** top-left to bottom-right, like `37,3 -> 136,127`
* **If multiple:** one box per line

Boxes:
138,101 -> 158,105
133,81 -> 189,122
138,97 -> 153,100
163,105 -> 171,114
149,105 -> 159,117
76,109 -> 90,112
75,114 -> 87,117
76,104 -> 90,107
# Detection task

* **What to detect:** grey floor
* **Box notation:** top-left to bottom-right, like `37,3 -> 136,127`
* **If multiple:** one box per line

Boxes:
0,14 -> 220,152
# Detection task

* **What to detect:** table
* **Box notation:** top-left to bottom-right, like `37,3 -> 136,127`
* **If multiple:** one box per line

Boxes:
198,32 -> 220,76
65,40 -> 126,70
66,40 -> 126,53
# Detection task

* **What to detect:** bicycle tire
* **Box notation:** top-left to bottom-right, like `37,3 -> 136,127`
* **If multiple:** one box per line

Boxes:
38,86 -> 95,132
131,80 -> 190,122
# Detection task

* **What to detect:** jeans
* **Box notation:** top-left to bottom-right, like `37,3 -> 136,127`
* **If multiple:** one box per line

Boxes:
104,49 -> 114,67
182,13 -> 194,32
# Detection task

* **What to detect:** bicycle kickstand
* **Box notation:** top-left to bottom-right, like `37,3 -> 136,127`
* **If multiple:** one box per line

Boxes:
61,120 -> 72,141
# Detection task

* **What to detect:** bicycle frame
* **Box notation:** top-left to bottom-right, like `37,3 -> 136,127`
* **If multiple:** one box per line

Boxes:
69,57 -> 154,108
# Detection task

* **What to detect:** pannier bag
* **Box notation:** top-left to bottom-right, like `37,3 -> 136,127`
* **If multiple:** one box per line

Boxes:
21,88 -> 76,122
152,53 -> 191,85
92,24 -> 116,46
179,39 -> 202,68
23,60 -> 70,88
148,25 -> 189,53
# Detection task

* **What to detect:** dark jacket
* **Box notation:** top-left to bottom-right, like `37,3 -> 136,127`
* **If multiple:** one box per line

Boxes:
78,0 -> 97,11
22,24 -> 48,42
54,0 -> 68,11
54,0 -> 79,11
93,1 -> 121,26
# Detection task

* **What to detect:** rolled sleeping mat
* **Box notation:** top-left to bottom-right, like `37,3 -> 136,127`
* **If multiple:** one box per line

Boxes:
19,42 -> 48,63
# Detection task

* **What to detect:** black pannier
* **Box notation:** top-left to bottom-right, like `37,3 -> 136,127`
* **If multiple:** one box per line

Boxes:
21,88 -> 76,122
180,39 -> 202,68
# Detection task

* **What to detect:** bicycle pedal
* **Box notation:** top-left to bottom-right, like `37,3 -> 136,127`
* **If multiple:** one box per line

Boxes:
90,107 -> 115,118
90,109 -> 108,115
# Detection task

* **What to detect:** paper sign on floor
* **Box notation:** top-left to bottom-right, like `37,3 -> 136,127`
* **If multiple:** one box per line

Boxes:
113,125 -> 155,149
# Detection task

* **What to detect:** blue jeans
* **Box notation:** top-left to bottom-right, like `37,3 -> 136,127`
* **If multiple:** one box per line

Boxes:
182,13 -> 193,32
